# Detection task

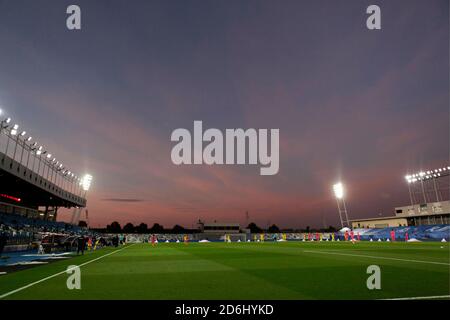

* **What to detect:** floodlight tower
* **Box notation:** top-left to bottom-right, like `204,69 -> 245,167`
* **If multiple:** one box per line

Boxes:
80,174 -> 93,194
0,115 -> 11,154
71,174 -> 93,226
333,182 -> 350,228
404,166 -> 450,205
4,124 -> 19,155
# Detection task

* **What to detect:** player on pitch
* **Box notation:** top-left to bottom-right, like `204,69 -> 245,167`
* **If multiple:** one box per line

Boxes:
151,234 -> 157,247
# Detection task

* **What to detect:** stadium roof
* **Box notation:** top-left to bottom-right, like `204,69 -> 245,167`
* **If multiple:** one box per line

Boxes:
0,160 -> 86,208
1,111 -> 88,208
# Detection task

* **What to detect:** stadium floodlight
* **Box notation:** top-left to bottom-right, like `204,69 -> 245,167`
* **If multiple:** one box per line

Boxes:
405,165 -> 450,205
26,136 -> 32,142
333,182 -> 344,199
20,131 -> 26,136
405,165 -> 450,183
81,174 -> 93,191
46,153 -> 52,159
1,116 -> 11,128
333,182 -> 349,228
36,146 -> 43,155
10,124 -> 19,135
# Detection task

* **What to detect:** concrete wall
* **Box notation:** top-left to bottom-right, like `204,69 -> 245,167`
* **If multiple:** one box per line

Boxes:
395,201 -> 450,217
351,218 -> 408,229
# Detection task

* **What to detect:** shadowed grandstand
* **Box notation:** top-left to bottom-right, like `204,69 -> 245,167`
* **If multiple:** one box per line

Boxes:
1,114 -> 88,222
353,225 -> 450,242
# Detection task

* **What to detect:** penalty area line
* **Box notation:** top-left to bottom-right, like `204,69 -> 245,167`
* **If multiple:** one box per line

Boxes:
303,250 -> 450,266
0,244 -> 136,299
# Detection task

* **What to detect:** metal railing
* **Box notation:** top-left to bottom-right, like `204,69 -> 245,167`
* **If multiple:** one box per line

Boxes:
0,119 -> 85,197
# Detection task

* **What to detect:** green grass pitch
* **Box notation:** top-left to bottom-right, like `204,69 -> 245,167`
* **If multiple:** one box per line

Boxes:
0,241 -> 449,300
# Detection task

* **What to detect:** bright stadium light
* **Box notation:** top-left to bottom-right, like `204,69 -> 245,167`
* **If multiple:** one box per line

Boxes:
333,182 -> 349,228
405,165 -> 450,205
20,131 -> 26,136
1,117 -> 12,128
11,124 -> 19,135
406,165 -> 450,183
81,174 -> 93,191
36,146 -> 43,155
333,182 -> 344,199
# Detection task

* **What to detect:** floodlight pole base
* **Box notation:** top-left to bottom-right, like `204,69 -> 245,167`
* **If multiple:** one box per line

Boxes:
336,198 -> 350,228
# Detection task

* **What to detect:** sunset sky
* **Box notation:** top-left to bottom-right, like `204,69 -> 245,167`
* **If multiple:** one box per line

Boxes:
0,0 -> 448,229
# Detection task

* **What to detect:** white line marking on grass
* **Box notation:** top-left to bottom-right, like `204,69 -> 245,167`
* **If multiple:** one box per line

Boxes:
0,244 -> 136,299
382,295 -> 450,300
304,250 -> 450,266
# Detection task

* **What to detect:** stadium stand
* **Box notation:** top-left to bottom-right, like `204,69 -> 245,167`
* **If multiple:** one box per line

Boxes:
351,224 -> 450,241
0,210 -> 101,254
0,112 -> 98,258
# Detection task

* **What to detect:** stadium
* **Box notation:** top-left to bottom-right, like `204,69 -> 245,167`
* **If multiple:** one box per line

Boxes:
0,111 -> 448,300
0,1 -> 448,312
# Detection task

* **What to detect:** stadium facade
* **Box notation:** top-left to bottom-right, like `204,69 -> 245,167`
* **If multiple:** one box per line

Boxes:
197,221 -> 249,241
0,114 -> 88,222
350,200 -> 450,228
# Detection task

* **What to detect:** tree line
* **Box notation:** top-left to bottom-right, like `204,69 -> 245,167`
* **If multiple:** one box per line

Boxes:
246,223 -> 336,233
91,221 -> 337,234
